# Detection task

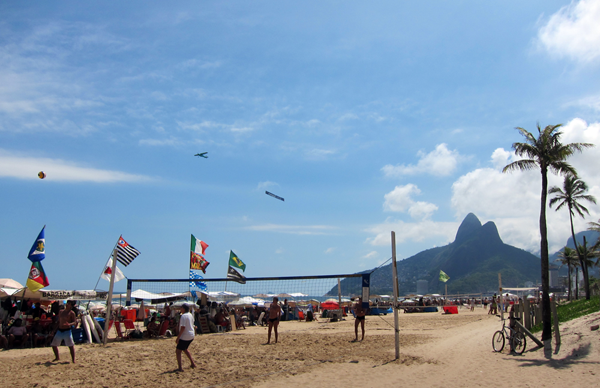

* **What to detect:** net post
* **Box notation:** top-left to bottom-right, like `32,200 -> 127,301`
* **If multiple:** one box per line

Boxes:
126,279 -> 132,307
391,231 -> 399,360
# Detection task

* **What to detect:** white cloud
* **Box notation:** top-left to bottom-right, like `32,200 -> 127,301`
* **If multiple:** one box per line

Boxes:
383,184 -> 438,220
365,219 -> 458,247
257,181 -> 279,191
245,224 -> 338,235
451,118 -> 600,253
0,150 -> 152,183
305,148 -> 336,160
362,251 -> 378,259
139,137 -> 182,146
382,143 -> 461,178
324,247 -> 336,254
537,0 -> 600,64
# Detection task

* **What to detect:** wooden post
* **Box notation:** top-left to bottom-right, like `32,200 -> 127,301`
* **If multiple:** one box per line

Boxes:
103,245 -> 119,346
498,273 -> 503,320
551,298 -> 561,347
523,298 -> 531,330
391,231 -> 400,360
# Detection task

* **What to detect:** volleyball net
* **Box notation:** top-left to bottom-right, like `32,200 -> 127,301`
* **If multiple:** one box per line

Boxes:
125,273 -> 370,306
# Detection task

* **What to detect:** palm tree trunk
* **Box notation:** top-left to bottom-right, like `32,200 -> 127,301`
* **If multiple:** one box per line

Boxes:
575,267 -> 579,299
569,207 -> 591,299
540,167 -> 552,341
567,264 -> 572,301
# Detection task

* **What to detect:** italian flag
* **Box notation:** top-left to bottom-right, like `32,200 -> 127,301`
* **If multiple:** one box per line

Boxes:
191,234 -> 208,255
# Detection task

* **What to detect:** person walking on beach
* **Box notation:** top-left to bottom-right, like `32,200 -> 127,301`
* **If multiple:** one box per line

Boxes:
51,301 -> 77,363
175,303 -> 197,372
266,297 -> 281,344
352,297 -> 366,342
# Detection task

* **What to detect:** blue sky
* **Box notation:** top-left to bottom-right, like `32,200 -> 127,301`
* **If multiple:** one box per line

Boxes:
2,1 -> 600,291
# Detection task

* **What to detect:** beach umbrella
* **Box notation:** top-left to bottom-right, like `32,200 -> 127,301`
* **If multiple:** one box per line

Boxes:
0,279 -> 24,289
320,300 -> 339,310
0,287 -> 21,298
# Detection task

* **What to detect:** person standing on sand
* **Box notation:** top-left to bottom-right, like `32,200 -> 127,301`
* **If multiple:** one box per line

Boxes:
352,297 -> 366,342
175,304 -> 197,372
51,301 -> 77,363
266,297 -> 281,344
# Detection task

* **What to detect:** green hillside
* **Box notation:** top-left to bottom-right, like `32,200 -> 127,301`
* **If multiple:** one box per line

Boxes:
331,213 -> 541,296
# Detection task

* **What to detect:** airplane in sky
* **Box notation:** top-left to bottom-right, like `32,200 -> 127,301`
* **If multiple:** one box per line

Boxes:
194,152 -> 208,158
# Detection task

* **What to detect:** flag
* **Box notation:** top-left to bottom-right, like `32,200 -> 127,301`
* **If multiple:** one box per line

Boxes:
229,250 -> 246,272
189,270 -> 207,291
190,252 -> 210,273
439,270 -> 450,283
26,261 -> 49,292
191,235 -> 208,256
28,226 -> 46,262
101,257 -> 125,283
115,236 -> 140,267
227,265 -> 246,284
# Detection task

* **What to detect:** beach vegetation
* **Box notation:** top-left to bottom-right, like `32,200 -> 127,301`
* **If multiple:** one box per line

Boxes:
502,123 -> 593,341
556,247 -> 578,301
530,296 -> 600,334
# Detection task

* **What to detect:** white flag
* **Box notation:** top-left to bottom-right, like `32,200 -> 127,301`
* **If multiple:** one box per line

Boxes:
101,257 -> 125,283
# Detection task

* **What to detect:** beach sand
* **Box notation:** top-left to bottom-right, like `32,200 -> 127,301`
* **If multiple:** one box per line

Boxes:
1,307 -> 598,387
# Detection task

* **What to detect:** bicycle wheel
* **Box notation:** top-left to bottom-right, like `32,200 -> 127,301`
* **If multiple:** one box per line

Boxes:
492,330 -> 505,352
512,331 -> 526,355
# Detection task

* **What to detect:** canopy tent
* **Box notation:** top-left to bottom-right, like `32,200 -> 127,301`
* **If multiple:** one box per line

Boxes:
207,291 -> 239,301
129,289 -> 191,304
229,296 -> 265,307
0,279 -> 24,289
1,288 -> 107,301
0,287 -> 21,298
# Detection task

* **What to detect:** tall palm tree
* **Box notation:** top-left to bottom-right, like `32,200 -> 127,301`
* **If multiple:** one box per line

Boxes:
557,246 -> 577,301
503,123 -> 593,341
549,175 -> 596,299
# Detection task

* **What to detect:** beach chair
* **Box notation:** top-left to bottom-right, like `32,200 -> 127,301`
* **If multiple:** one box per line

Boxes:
123,319 -> 136,337
158,320 -> 170,336
113,321 -> 126,340
197,316 -> 210,334
298,310 -> 305,321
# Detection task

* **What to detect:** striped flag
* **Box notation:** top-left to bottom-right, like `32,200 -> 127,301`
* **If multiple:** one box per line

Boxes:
115,236 -> 140,267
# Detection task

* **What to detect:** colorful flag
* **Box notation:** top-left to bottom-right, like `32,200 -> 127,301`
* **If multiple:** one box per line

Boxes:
191,235 -> 208,256
115,236 -> 140,267
28,226 -> 46,262
227,265 -> 246,284
101,257 -> 125,283
439,270 -> 450,283
189,270 -> 207,291
190,252 -> 210,273
229,250 -> 246,272
26,261 -> 49,292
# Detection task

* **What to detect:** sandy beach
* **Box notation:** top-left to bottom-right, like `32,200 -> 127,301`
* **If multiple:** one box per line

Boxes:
1,307 -> 598,388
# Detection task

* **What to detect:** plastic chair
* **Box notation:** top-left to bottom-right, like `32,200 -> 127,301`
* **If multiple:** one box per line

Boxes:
158,320 -> 169,336
113,321 -> 126,340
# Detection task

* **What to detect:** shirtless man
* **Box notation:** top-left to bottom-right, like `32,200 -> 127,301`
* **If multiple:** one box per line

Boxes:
266,297 -> 281,344
353,297 -> 366,342
51,301 -> 77,363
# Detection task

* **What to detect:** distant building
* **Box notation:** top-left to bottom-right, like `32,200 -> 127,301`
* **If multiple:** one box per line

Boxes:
417,280 -> 428,295
549,265 -> 559,288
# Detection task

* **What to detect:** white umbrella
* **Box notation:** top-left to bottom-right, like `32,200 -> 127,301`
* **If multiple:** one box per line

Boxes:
0,279 -> 24,289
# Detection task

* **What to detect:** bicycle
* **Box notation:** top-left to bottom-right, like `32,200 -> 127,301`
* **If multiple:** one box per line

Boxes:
492,318 -> 526,355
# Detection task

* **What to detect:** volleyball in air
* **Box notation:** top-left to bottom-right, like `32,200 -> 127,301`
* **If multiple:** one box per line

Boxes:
38,171 -> 46,179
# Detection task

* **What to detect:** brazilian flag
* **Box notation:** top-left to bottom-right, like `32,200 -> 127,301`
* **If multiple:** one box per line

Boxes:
439,270 -> 450,283
229,250 -> 246,272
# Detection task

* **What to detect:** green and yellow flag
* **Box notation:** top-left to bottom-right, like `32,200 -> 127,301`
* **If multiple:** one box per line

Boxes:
439,270 -> 450,283
229,250 -> 246,272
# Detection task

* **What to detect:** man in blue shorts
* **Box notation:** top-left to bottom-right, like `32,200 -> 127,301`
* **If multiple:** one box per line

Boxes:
51,301 -> 77,363
175,303 -> 196,372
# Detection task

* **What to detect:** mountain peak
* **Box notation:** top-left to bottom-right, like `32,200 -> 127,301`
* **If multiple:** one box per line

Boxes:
454,213 -> 482,244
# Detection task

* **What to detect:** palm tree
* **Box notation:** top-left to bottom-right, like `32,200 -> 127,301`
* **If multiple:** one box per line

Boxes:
503,123 -> 593,341
588,219 -> 600,252
557,246 -> 577,301
549,175 -> 596,299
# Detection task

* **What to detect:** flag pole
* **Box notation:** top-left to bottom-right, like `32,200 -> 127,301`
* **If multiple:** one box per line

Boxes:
103,236 -> 120,346
93,243 -> 119,291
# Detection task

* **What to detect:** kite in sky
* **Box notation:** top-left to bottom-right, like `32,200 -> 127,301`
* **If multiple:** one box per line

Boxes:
194,152 -> 208,158
265,191 -> 284,201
